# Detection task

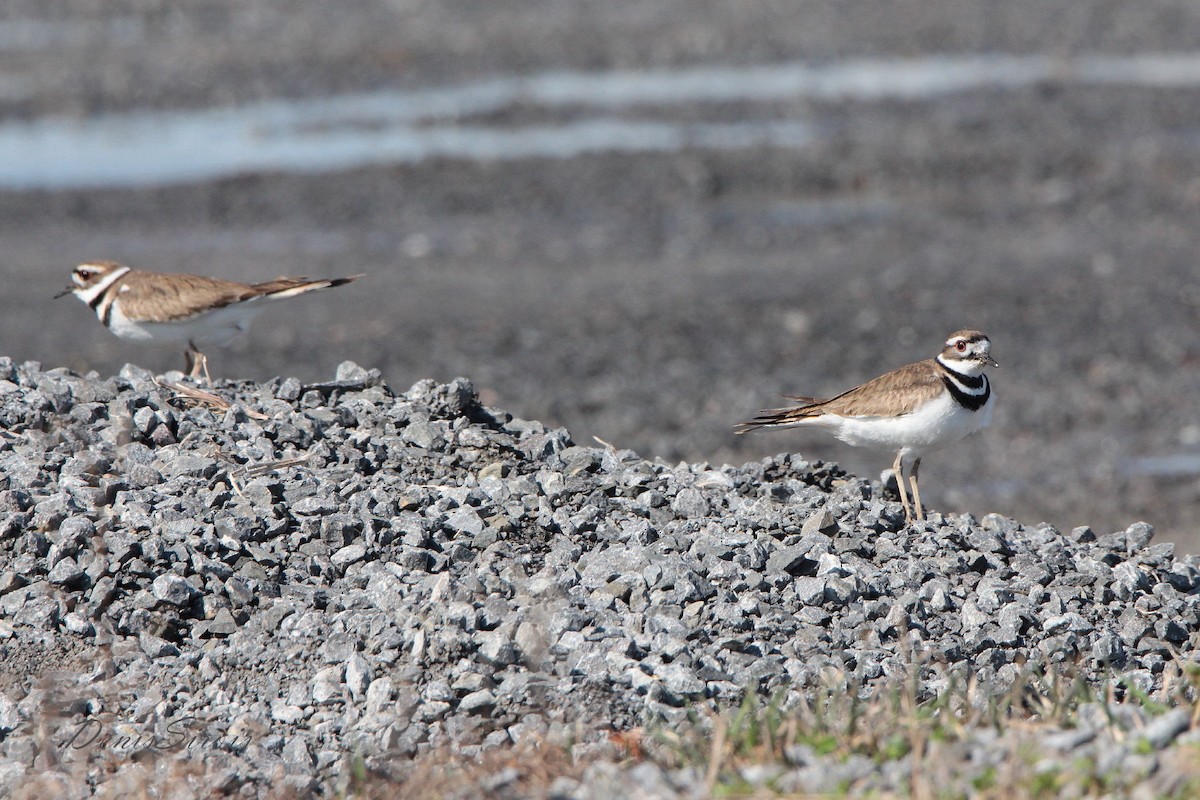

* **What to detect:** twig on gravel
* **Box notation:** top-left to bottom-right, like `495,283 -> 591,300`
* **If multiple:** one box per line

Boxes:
226,454 -> 312,498
592,435 -> 618,451
155,378 -> 270,420
703,715 -> 727,794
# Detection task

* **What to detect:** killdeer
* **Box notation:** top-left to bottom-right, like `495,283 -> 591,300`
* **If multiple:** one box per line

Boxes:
56,260 -> 362,382
736,330 -> 997,522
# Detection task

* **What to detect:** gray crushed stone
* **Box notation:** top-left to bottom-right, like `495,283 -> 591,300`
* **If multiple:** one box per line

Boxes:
0,357 -> 1197,797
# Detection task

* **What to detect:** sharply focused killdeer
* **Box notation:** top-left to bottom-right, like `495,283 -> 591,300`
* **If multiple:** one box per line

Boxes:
736,330 -> 997,522
56,260 -> 362,382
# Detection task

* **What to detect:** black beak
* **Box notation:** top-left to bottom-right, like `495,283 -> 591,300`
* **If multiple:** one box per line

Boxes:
54,286 -> 75,299
983,355 -> 999,368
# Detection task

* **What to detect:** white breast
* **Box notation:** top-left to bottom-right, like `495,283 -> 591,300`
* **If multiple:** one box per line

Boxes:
806,389 -> 993,456
107,301 -> 262,347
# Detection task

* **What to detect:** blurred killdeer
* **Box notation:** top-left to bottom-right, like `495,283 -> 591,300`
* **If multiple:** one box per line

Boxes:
736,330 -> 997,522
57,260 -> 362,382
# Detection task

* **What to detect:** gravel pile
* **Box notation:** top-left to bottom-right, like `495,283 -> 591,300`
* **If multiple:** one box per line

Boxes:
0,359 -> 1197,797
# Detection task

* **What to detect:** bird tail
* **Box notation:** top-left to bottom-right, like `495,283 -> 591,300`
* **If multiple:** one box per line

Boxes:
734,397 -> 824,435
252,274 -> 364,300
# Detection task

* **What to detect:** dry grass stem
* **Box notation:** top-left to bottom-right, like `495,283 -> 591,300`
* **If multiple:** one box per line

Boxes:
155,378 -> 270,420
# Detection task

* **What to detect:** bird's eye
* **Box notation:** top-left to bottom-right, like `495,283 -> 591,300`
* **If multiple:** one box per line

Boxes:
955,341 -> 967,352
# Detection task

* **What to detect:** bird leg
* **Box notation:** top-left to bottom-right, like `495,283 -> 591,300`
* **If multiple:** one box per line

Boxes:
184,342 -> 211,384
909,458 -> 924,521
892,450 -> 913,522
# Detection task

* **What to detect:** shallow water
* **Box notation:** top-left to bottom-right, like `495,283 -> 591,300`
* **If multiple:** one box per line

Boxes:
3,53 -> 1200,189
1120,453 -> 1200,478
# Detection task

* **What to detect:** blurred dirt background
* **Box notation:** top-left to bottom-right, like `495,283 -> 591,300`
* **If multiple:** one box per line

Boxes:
1,1 -> 1198,549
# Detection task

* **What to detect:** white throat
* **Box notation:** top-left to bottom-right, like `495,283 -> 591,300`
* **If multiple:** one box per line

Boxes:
937,354 -> 986,377
75,266 -> 130,306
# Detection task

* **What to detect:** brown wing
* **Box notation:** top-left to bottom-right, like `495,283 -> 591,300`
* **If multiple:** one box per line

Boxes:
249,274 -> 363,300
117,271 -> 362,322
115,271 -> 259,322
735,359 -> 946,433
813,359 -> 946,417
